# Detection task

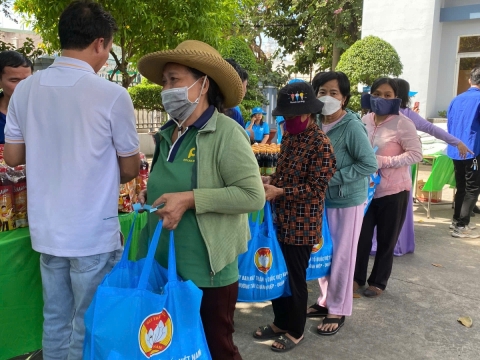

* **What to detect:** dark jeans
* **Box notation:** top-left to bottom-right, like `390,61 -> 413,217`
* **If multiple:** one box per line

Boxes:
354,191 -> 409,290
453,156 -> 480,227
200,282 -> 242,360
272,243 -> 312,339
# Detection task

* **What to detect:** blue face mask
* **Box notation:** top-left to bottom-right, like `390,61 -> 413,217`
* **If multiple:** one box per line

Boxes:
361,93 -> 401,116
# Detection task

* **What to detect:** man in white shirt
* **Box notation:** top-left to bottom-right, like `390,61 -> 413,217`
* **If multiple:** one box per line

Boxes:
4,1 -> 140,358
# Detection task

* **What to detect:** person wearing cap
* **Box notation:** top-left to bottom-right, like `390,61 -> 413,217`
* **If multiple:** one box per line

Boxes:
136,40 -> 264,360
306,71 -> 377,335
253,81 -> 336,352
245,106 -> 269,144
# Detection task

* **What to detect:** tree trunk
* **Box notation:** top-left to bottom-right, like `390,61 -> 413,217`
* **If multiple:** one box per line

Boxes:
332,43 -> 341,71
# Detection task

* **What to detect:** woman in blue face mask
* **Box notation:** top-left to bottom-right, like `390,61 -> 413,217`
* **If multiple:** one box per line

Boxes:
136,40 -> 265,360
305,71 -> 377,335
353,78 -> 423,298
245,107 -> 269,144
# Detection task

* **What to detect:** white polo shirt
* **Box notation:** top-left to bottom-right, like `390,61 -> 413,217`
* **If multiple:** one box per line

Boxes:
5,57 -> 139,257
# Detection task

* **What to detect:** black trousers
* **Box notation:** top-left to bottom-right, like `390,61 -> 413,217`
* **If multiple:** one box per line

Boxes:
453,156 -> 480,227
354,191 -> 409,290
272,243 -> 312,339
200,282 -> 242,360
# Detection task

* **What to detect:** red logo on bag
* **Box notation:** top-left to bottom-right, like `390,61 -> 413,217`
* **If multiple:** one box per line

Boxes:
311,237 -> 324,254
254,247 -> 273,274
138,310 -> 173,358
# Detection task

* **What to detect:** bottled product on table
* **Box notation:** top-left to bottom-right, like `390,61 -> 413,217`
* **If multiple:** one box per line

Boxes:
136,152 -> 149,194
251,144 -> 280,176
0,166 -> 14,232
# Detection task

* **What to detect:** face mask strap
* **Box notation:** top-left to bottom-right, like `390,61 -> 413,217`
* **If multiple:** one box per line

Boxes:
171,76 -> 207,133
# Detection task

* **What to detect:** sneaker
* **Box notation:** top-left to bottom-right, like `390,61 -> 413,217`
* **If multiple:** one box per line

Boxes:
450,220 -> 476,230
451,226 -> 480,238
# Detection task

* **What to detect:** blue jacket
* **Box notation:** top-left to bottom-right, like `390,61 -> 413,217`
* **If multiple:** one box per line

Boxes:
447,87 -> 480,160
319,111 -> 377,208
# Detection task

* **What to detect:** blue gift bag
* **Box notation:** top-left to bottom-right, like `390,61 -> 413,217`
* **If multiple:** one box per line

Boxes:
83,219 -> 212,360
237,202 -> 289,302
365,171 -> 381,214
306,211 -> 333,281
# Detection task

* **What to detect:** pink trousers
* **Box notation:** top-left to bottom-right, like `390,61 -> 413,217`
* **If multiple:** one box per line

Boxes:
317,203 -> 365,316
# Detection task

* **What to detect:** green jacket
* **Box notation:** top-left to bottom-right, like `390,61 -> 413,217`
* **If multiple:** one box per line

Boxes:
150,110 -> 265,274
320,111 -> 377,208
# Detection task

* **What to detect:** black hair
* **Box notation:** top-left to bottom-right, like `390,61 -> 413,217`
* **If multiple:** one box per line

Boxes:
470,66 -> 480,86
0,51 -> 33,75
224,58 -> 249,82
188,67 -> 225,113
312,71 -> 351,109
58,0 -> 118,50
395,78 -> 410,109
371,77 -> 398,97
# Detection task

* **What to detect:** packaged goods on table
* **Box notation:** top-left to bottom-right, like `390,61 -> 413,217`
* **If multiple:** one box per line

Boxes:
252,143 -> 280,176
135,152 -> 149,194
10,165 -> 28,228
0,166 -> 14,232
0,164 -> 29,231
0,144 -> 4,165
118,179 -> 137,213
118,152 -> 150,213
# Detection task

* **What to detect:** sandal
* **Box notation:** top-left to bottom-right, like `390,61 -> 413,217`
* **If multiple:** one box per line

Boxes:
253,324 -> 286,339
271,335 -> 304,353
306,303 -> 328,318
316,316 -> 345,336
364,286 -> 383,298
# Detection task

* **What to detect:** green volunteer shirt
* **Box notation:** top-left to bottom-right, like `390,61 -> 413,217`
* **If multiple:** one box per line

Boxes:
146,120 -> 238,288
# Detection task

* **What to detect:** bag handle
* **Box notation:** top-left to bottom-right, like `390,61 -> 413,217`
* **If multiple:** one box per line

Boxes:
138,220 -> 164,290
263,201 -> 275,236
119,212 -> 138,263
167,230 -> 178,283
251,210 -> 262,239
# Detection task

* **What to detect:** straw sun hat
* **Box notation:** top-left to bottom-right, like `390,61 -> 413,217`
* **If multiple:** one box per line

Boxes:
137,40 -> 243,108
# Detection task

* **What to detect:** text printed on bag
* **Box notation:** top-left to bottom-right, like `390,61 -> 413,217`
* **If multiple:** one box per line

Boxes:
177,349 -> 203,360
238,271 -> 288,290
308,255 -> 332,269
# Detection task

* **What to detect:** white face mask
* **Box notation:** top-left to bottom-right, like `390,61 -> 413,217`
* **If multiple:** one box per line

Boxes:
319,96 -> 342,115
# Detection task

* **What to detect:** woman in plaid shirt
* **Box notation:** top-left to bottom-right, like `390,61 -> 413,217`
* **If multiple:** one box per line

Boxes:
253,81 -> 336,352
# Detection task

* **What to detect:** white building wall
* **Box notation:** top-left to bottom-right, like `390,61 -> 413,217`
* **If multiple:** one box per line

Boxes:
361,0 -> 442,118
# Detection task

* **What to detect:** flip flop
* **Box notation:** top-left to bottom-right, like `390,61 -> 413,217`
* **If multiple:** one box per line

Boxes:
253,324 -> 286,339
306,303 -> 329,318
316,316 -> 345,336
271,335 -> 304,353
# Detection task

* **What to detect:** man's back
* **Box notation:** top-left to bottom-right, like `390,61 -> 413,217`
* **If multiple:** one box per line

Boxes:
447,87 -> 480,160
6,57 -> 139,256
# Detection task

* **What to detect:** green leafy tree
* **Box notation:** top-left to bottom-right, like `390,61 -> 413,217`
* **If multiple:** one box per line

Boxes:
247,0 -> 362,73
336,35 -> 403,112
127,78 -> 163,112
336,35 -> 403,86
14,0 -> 242,88
0,37 -> 43,60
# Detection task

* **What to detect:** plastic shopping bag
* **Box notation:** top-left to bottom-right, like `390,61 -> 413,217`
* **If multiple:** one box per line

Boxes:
237,202 -> 289,302
306,211 -> 333,281
365,171 -> 381,214
83,218 -> 212,360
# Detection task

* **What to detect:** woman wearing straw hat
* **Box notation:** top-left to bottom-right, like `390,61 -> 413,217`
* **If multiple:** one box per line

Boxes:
245,106 -> 269,144
253,81 -> 336,352
136,40 -> 264,360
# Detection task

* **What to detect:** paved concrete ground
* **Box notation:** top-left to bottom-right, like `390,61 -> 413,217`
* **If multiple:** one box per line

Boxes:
12,164 -> 480,360
233,164 -> 480,360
